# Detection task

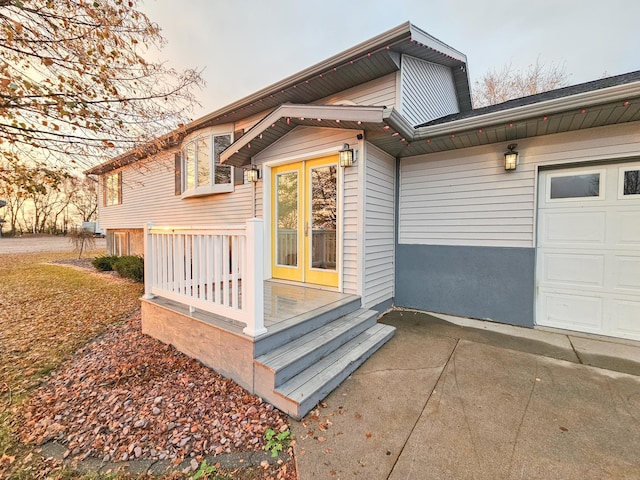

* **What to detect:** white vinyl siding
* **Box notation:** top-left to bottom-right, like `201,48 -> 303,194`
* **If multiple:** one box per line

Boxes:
255,126 -> 362,296
399,122 -> 640,248
97,151 -> 252,229
363,144 -> 395,308
400,55 -> 459,126
314,73 -> 397,108
234,109 -> 272,134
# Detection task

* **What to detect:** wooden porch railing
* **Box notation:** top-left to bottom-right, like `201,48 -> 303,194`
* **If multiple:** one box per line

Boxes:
143,218 -> 266,337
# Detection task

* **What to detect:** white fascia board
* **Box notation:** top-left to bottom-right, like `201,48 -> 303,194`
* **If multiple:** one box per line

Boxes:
220,104 -> 386,163
413,82 -> 640,139
409,24 -> 467,64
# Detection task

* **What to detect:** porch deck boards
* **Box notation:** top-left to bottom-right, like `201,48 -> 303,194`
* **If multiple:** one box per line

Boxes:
147,280 -> 359,337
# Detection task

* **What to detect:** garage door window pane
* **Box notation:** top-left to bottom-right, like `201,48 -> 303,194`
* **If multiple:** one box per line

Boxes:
550,174 -> 600,199
623,170 -> 640,195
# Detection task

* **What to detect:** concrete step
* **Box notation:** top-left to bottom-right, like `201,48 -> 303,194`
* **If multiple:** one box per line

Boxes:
255,309 -> 378,387
270,323 -> 396,419
254,295 -> 361,356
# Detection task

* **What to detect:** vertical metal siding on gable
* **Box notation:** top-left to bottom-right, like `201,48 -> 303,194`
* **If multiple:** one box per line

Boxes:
398,122 -> 640,249
254,126 -> 362,296
363,144 -> 395,308
97,151 -> 252,229
400,55 -> 459,126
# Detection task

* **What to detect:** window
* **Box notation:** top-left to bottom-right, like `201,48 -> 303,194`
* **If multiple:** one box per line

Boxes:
548,171 -> 603,200
620,166 -> 640,197
104,172 -> 121,206
181,133 -> 233,196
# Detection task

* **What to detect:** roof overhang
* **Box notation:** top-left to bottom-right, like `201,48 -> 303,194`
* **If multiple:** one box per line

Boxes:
85,22 -> 471,176
220,104 -> 388,166
221,80 -> 640,166
373,81 -> 640,158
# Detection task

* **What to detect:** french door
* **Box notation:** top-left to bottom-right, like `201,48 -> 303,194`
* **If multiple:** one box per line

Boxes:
271,156 -> 338,287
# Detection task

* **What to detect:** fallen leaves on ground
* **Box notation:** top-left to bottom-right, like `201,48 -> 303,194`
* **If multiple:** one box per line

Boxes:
21,314 -> 289,463
0,251 -> 143,401
0,249 -> 297,479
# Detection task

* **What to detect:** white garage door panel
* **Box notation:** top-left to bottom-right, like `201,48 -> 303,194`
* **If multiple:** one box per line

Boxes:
612,299 -> 640,337
618,211 -> 640,245
542,292 -> 603,330
615,256 -> 640,290
542,253 -> 604,287
537,162 -> 640,341
542,211 -> 606,245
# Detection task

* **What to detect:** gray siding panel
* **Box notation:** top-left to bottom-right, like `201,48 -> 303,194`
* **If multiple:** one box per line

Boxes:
395,244 -> 535,327
363,144 -> 395,309
400,55 -> 459,126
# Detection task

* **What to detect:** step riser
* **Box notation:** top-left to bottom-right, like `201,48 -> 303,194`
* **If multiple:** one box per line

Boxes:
273,314 -> 377,386
254,297 -> 361,356
257,328 -> 395,419
294,328 -> 394,419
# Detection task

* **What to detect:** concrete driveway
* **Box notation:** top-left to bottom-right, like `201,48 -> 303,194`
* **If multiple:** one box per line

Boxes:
292,310 -> 640,479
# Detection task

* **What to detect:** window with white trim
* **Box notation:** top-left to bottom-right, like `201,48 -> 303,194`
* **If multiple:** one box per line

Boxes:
181,133 -> 233,196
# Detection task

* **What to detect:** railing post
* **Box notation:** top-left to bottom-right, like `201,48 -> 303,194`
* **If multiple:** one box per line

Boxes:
242,218 -> 267,337
143,222 -> 155,300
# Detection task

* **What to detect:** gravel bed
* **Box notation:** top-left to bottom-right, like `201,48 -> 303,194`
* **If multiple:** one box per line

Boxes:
20,314 -> 290,467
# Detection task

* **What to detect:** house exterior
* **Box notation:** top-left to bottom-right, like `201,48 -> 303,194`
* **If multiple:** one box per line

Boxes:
87,22 -> 640,418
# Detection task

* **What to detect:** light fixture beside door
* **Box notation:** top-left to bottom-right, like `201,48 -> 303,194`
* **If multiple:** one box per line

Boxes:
338,143 -> 354,167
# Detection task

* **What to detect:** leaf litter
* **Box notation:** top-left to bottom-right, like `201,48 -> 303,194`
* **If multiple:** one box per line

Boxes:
0,250 -> 296,479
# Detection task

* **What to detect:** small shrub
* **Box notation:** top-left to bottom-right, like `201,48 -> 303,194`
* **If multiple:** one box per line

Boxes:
112,255 -> 144,282
91,255 -> 119,271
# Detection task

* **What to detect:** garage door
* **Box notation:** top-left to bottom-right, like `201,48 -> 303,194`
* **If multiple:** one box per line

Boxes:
537,162 -> 640,340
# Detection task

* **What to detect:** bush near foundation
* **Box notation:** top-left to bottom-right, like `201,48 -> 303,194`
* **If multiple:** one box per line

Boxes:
91,255 -> 119,271
112,256 -> 144,282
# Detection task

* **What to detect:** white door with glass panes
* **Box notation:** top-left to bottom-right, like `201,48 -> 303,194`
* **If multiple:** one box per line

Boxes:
536,162 -> 640,340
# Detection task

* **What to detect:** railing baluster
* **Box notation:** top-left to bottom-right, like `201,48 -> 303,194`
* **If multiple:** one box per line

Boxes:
231,235 -> 239,309
144,221 -> 265,336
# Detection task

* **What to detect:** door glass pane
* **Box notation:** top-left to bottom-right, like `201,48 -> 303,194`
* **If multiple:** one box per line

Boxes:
310,165 -> 337,271
276,172 -> 298,267
550,173 -> 600,199
623,170 -> 640,195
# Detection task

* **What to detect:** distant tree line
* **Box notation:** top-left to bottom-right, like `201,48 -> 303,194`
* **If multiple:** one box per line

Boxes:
0,166 -> 97,236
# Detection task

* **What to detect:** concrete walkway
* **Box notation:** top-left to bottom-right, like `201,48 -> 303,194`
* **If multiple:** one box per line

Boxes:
292,310 -> 640,479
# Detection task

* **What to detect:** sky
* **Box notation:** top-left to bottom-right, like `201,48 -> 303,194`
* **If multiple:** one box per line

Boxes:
143,0 -> 640,120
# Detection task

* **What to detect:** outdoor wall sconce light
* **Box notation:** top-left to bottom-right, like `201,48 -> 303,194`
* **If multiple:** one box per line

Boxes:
338,143 -> 353,167
504,144 -> 519,171
246,165 -> 260,182
339,143 -> 354,167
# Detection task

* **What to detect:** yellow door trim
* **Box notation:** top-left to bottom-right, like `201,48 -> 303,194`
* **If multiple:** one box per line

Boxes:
272,163 -> 303,282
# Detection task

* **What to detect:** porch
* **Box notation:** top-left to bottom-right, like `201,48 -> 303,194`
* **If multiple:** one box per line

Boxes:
141,220 -> 395,419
